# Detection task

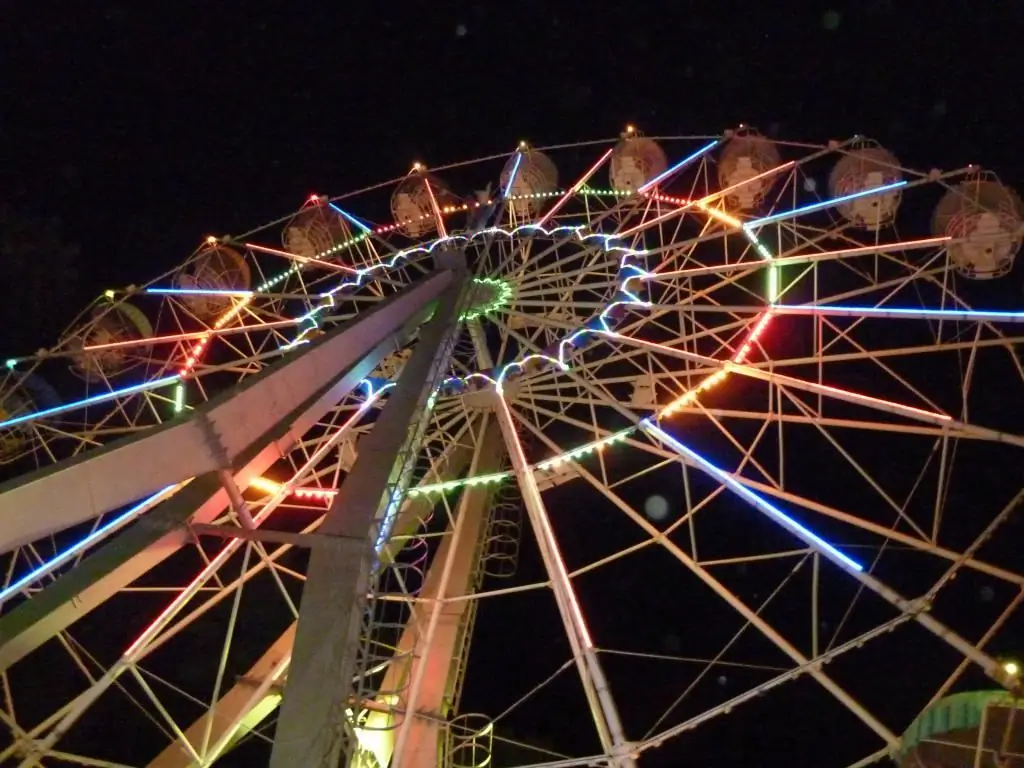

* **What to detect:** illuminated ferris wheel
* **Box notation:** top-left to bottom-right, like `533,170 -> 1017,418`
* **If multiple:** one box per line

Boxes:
1,126 -> 1023,768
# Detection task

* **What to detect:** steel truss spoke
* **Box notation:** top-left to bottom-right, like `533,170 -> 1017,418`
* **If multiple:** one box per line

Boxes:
2,134 -> 1021,768
640,422 -> 1023,694
493,392 -> 636,766
509,404 -> 900,750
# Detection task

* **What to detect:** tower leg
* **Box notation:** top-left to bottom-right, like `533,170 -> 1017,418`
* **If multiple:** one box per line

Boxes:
9,277 -> 454,768
0,276 -> 448,672
492,394 -> 637,767
392,415 -> 505,768
270,265 -> 467,768
144,439 -> 484,767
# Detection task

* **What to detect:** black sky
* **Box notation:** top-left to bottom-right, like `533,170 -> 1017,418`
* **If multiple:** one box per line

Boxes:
2,2 -> 1023,766
3,1 -> 1021,339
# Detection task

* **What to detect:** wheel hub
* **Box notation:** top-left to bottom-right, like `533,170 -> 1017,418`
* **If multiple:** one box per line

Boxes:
460,276 -> 513,321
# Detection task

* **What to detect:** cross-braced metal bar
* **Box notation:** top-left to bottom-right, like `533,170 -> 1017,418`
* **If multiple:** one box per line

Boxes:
270,255 -> 469,768
3,271 -> 456,767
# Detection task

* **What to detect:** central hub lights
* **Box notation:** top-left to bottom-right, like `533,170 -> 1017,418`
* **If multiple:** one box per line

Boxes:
461,277 -> 513,322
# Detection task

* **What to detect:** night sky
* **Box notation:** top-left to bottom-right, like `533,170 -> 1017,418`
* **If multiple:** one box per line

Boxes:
2,2 -> 1024,766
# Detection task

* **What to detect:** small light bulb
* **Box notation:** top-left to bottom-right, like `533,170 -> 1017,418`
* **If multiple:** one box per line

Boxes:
1004,660 -> 1020,677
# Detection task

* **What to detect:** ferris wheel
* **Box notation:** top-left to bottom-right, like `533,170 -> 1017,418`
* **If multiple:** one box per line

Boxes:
1,125 -> 1023,768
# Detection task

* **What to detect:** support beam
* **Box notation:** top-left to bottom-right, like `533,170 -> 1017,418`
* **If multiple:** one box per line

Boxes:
640,420 -> 1024,695
148,626 -> 296,768
143,436 -> 482,767
0,472 -> 220,671
12,396 -> 388,766
0,271 -> 453,554
0,278 -> 443,671
392,416 -> 505,768
270,263 -> 468,768
492,392 -> 636,767
511,410 -> 900,751
189,523 -> 325,549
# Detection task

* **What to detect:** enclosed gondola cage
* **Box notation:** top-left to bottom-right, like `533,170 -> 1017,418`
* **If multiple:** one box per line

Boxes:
899,690 -> 1024,767
609,130 -> 668,193
173,243 -> 253,319
282,197 -> 354,262
500,147 -> 558,219
717,129 -> 781,210
0,373 -> 61,463
828,143 -> 904,230
390,169 -> 453,239
66,301 -> 154,381
932,174 -> 1023,280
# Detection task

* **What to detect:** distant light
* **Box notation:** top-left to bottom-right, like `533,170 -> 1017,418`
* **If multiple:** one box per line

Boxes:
1004,660 -> 1020,677
644,494 -> 669,521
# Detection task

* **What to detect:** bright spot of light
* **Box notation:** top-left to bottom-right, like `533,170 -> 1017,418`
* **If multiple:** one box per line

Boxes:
1004,660 -> 1020,677
644,494 -> 669,521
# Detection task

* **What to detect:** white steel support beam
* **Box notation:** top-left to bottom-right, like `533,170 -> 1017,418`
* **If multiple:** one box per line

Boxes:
492,392 -> 637,768
498,318 -> 906,749
604,332 -> 1024,448
0,276 -> 448,671
147,625 -> 295,768
392,416 -> 505,768
510,409 -> 901,751
0,271 -> 454,554
637,615 -> 912,756
269,258 -> 469,768
7,276 -> 457,767
143,437 -> 485,768
640,420 -> 1024,695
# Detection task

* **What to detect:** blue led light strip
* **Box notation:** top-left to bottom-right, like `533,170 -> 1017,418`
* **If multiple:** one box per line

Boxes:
0,375 -> 180,431
638,140 -> 720,194
640,419 -> 863,572
744,180 -> 908,230
772,304 -> 1024,324
502,151 -> 523,199
0,483 -> 181,605
6,379 -> 388,601
328,202 -> 373,234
